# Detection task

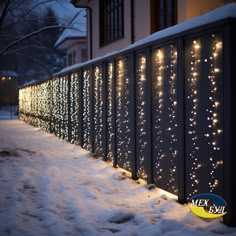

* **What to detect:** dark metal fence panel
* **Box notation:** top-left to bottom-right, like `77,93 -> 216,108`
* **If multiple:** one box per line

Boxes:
94,64 -> 106,156
52,78 -> 60,137
115,57 -> 133,172
82,68 -> 94,152
106,61 -> 116,165
38,81 -> 51,132
184,32 -> 224,199
151,44 -> 179,195
62,76 -> 69,141
70,72 -> 81,145
135,52 -> 148,180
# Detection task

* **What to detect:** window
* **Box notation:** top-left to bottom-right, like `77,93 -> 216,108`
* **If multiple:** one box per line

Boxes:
100,0 -> 124,46
151,0 -> 177,33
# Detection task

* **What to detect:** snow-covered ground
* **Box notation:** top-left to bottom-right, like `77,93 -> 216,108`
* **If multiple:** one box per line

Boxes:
0,120 -> 236,236
0,106 -> 18,120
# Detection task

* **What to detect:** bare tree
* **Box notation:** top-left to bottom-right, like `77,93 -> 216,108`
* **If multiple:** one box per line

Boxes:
0,0 -> 68,84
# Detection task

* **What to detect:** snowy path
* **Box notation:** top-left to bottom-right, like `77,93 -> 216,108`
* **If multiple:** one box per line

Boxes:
0,120 -> 236,236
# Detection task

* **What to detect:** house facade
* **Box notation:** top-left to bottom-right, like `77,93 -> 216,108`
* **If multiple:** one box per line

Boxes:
55,9 -> 88,66
0,71 -> 18,106
71,0 -> 228,59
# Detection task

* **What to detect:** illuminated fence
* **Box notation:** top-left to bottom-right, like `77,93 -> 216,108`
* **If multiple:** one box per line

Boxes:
19,16 -> 236,226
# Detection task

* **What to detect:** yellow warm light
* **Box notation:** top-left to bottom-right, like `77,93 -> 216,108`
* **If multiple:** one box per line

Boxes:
119,60 -> 123,69
214,101 -> 220,107
193,41 -> 200,49
216,42 -> 222,49
157,50 -> 164,60
157,76 -> 162,84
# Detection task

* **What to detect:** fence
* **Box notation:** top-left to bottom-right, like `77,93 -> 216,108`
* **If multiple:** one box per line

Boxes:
19,14 -> 236,226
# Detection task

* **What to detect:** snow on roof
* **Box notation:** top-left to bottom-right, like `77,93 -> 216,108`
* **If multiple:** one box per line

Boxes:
0,70 -> 18,77
55,9 -> 87,48
21,80 -> 38,87
55,3 -> 236,76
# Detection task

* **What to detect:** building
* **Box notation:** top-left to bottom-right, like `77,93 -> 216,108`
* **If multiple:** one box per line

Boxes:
71,0 -> 233,59
0,70 -> 18,106
55,9 -> 87,66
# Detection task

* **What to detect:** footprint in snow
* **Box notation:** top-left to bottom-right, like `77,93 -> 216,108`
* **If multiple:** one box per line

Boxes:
108,211 -> 135,224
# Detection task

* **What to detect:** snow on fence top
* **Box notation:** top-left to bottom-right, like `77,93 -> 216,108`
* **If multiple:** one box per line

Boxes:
55,3 -> 236,76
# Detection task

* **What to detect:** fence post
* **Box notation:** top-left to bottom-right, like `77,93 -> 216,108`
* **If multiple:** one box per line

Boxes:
223,21 -> 236,227
177,37 -> 186,204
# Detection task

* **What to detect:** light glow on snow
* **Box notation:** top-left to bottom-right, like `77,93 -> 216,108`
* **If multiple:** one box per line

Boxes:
0,120 -> 235,235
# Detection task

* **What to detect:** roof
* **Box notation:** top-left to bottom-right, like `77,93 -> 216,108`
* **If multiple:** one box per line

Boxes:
0,70 -> 18,77
55,9 -> 87,48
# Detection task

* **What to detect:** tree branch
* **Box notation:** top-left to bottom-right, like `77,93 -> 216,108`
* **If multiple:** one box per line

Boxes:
17,0 -> 57,22
0,25 -> 83,56
0,0 -> 11,28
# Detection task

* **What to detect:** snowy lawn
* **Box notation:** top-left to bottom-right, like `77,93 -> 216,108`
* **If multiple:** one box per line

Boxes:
0,120 -> 235,236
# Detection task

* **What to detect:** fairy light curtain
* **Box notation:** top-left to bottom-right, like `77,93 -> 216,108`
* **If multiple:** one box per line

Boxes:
18,30 -> 225,202
185,33 -> 223,199
82,68 -> 93,151
116,58 -> 133,171
152,44 -> 178,194
106,62 -> 115,164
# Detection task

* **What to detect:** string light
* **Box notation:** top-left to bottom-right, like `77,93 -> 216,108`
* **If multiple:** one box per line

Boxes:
153,45 -> 178,194
94,65 -> 104,155
18,34 -> 223,199
187,39 -> 201,198
116,58 -> 131,171
186,35 -> 223,198
136,54 -> 147,179
70,72 -> 80,144
82,69 -> 92,151
206,34 -> 223,192
107,62 -> 114,163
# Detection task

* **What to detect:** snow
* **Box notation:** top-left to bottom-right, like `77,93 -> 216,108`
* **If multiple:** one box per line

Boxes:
0,106 -> 18,120
0,120 -> 236,236
0,70 -> 18,77
20,80 -> 39,88
35,0 -> 79,25
55,9 -> 87,48
54,3 -> 236,76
